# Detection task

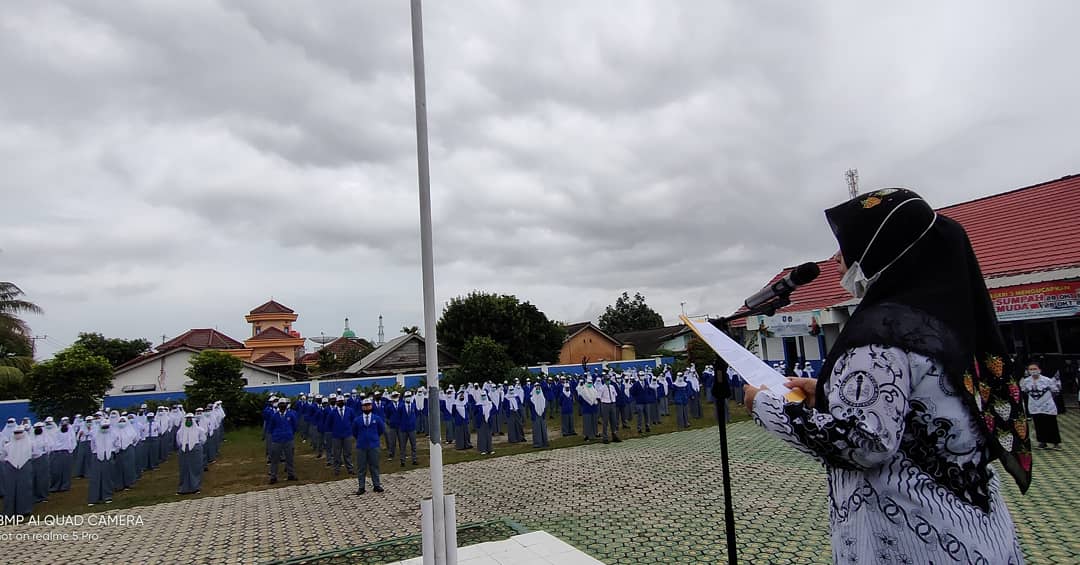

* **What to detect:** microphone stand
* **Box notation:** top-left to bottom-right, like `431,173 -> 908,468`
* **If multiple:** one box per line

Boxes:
706,294 -> 790,565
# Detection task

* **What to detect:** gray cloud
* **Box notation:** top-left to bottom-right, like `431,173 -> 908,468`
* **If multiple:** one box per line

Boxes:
3,0 -> 1079,358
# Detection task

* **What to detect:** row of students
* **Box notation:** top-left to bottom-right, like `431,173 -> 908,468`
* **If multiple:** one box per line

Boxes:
0,403 -> 225,516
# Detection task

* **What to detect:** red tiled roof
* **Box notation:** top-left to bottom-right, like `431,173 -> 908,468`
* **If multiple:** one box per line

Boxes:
158,329 -> 244,352
938,174 -> 1080,278
730,174 -> 1080,327
298,352 -> 319,364
249,300 -> 294,315
247,327 -> 301,342
252,351 -> 291,365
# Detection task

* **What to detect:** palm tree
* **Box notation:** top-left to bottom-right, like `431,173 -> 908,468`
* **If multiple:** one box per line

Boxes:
401,325 -> 420,335
0,282 -> 42,368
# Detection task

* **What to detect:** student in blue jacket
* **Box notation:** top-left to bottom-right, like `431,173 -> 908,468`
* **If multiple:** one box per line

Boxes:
631,378 -> 651,434
452,392 -> 471,450
672,373 -> 691,429
397,391 -> 419,466
351,398 -> 384,495
262,397 -> 277,464
316,397 -> 333,460
328,397 -> 355,476
558,382 -> 576,436
267,398 -> 299,483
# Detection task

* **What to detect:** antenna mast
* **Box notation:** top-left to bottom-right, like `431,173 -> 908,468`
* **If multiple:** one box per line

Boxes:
845,168 -> 860,199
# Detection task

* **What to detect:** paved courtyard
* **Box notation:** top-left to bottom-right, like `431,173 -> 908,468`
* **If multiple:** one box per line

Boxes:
2,412 -> 1078,564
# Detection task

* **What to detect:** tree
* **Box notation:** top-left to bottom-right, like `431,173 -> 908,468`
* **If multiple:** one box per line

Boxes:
184,350 -> 246,419
27,345 -> 113,418
0,366 -> 29,400
598,292 -> 665,334
437,291 -> 566,365
0,282 -> 42,369
458,336 -> 515,384
685,335 -> 717,370
401,326 -> 420,335
73,332 -> 153,368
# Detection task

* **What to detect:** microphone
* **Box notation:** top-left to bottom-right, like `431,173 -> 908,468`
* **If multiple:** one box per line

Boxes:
744,262 -> 820,310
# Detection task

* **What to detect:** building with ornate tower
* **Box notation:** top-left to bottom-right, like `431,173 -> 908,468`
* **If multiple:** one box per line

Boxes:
226,300 -> 307,367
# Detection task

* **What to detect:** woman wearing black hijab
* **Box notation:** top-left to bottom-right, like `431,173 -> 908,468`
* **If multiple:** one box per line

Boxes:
745,189 -> 1030,564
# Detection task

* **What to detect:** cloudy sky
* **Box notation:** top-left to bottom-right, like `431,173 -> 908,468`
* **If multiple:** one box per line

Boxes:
4,1 -> 1079,359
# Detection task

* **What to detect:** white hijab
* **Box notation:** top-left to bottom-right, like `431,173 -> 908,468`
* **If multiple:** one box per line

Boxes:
1,419 -> 17,442
177,416 -> 203,451
3,427 -> 32,468
530,386 -> 546,415
453,395 -> 469,418
92,425 -> 119,461
577,382 -> 598,406
479,396 -> 494,420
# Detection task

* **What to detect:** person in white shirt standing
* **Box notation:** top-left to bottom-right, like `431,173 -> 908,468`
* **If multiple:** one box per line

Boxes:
597,375 -> 622,444
1020,362 -> 1061,449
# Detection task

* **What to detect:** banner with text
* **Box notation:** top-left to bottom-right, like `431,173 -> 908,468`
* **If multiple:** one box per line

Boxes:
991,281 -> 1080,322
757,311 -> 820,337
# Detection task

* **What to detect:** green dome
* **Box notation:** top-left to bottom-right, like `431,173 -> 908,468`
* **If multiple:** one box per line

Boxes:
342,328 -> 357,338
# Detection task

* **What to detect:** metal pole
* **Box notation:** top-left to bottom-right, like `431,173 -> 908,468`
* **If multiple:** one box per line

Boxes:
409,1 -> 448,563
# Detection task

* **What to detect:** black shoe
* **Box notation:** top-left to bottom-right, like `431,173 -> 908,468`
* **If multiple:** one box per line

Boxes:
412,460 -> 419,465
355,489 -> 366,495
270,478 -> 278,484
603,439 -> 610,444
645,427 -> 651,432
287,476 -> 298,481
374,486 -> 384,493
400,461 -> 405,467
613,435 -> 622,443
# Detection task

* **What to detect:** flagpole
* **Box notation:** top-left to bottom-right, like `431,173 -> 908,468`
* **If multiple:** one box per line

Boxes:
409,1 -> 449,564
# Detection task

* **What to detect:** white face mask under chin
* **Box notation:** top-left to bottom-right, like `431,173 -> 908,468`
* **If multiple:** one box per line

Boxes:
840,261 -> 879,299
839,198 -> 937,300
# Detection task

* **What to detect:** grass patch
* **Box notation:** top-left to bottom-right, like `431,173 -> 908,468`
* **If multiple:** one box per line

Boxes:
32,401 -> 748,516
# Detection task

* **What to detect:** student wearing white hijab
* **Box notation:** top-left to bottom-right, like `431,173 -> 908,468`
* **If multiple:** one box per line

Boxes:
87,420 -> 119,506
1,418 -> 17,442
1,426 -> 34,516
475,392 -> 496,455
116,416 -> 139,490
577,379 -> 599,441
672,373 -> 691,429
452,392 -> 471,451
176,413 -> 204,495
502,390 -> 525,443
530,384 -> 549,448
49,417 -> 76,493
29,422 -> 50,503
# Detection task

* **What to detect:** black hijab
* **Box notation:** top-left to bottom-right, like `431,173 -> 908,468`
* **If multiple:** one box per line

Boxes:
820,188 -> 1031,496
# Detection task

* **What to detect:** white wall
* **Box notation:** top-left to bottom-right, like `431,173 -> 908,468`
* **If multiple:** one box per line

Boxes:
111,350 -> 289,394
110,350 -> 196,394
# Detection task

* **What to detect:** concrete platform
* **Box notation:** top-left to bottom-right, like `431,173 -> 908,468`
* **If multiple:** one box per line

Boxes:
387,531 -> 604,565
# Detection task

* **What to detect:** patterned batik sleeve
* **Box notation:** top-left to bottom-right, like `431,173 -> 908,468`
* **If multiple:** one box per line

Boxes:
752,345 -> 912,470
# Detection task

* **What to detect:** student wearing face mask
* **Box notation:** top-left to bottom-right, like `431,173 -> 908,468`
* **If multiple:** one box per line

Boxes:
267,398 -> 299,484
176,413 -> 205,495
397,391 -> 419,466
1020,362 -> 1061,449
558,382 -> 576,437
475,392 -> 496,455
1,426 -> 34,516
744,189 -> 1028,564
352,398 -> 385,495
87,420 -> 119,506
29,422 -> 50,503
49,417 -> 76,493
328,397 -> 355,476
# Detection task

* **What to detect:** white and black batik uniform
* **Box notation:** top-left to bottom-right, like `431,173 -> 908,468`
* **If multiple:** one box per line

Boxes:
754,345 -> 1024,565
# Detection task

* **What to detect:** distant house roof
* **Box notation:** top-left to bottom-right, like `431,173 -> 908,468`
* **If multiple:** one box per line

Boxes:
252,351 -> 292,365
247,327 -> 299,342
562,322 -> 621,345
343,333 -> 456,374
249,300 -> 295,315
158,329 -> 245,353
613,325 -> 693,357
298,351 -> 319,364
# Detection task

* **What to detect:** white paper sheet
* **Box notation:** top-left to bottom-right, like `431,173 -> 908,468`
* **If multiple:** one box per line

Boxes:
680,315 -> 805,402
